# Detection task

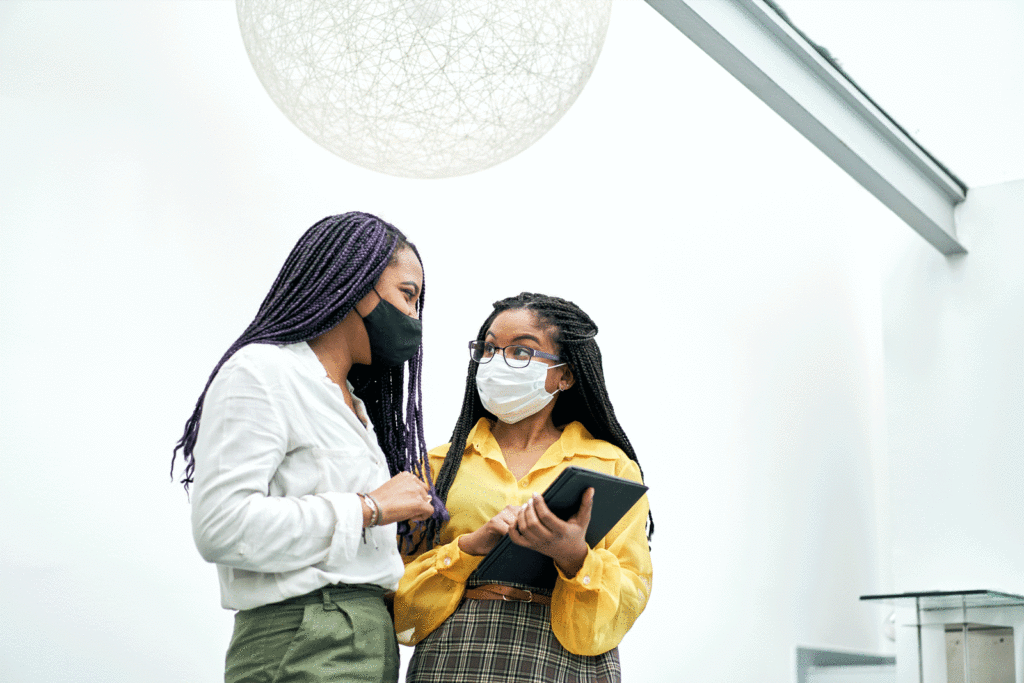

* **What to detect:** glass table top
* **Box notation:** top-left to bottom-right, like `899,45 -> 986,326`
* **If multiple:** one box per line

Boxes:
860,589 -> 1024,611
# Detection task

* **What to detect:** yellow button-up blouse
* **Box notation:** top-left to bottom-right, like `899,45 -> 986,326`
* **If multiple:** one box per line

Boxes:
394,418 -> 653,656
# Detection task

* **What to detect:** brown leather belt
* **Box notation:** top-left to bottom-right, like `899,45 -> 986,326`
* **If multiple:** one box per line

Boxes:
464,584 -> 551,605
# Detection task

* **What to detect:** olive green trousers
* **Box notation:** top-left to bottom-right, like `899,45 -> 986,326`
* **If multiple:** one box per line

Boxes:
225,584 -> 399,683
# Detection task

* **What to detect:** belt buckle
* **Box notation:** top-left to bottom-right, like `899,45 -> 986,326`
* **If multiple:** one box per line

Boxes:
502,589 -> 533,603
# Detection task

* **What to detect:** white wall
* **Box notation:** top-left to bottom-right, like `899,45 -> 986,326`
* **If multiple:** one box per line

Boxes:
2,2 -> 907,681
883,179 -> 1024,683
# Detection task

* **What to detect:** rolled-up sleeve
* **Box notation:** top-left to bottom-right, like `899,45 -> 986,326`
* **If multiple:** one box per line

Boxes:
549,461 -> 653,656
190,358 -> 363,573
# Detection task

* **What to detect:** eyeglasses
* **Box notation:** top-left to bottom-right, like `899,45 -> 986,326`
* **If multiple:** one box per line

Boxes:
468,340 -> 561,369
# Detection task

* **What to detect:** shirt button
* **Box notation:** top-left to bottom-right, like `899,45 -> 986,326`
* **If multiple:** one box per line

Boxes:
582,575 -> 591,586
520,480 -> 528,488
443,557 -> 452,567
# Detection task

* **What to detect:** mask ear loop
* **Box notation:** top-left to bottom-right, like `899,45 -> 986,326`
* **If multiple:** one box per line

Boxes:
354,286 -> 384,320
548,361 -> 572,393
541,361 -> 567,395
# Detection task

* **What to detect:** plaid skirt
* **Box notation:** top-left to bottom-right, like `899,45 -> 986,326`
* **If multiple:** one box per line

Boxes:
406,581 -> 620,683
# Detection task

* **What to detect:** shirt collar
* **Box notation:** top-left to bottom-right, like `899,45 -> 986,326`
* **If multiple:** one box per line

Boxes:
294,341 -> 372,430
465,418 -> 502,463
550,421 -> 619,461
465,418 -> 619,462
295,341 -> 330,377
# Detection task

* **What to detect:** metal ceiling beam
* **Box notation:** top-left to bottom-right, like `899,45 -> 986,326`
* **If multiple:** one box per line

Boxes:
645,0 -> 967,256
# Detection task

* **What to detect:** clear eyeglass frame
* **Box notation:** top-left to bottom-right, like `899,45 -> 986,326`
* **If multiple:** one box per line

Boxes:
468,340 -> 561,369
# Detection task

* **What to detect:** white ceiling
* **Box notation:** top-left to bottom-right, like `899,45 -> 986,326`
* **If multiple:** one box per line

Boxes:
775,0 -> 1024,189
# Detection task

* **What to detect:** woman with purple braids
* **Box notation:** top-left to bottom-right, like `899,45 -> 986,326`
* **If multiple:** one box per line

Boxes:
172,212 -> 444,683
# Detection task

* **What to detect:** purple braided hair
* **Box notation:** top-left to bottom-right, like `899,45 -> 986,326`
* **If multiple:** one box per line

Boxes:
171,212 -> 448,543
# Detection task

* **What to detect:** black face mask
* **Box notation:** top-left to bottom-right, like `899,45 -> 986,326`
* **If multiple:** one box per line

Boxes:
360,292 -> 422,367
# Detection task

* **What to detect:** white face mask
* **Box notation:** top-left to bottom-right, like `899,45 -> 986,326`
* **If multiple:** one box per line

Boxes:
475,358 -> 565,424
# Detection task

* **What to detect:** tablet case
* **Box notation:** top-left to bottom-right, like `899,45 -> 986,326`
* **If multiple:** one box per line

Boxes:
469,465 -> 648,590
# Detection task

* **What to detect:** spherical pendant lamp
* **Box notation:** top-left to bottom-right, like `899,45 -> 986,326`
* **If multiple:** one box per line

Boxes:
236,0 -> 613,178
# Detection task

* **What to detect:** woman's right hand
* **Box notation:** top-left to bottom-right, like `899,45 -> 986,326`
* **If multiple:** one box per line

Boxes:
457,505 -> 525,556
368,472 -> 434,525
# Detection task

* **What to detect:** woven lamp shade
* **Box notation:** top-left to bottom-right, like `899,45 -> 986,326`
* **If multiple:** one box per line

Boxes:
237,0 -> 613,178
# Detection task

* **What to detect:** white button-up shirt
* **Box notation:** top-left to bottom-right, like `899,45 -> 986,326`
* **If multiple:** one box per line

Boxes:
190,341 -> 404,610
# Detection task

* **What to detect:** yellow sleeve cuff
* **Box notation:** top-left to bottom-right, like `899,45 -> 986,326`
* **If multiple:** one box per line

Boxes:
555,548 -> 603,592
435,535 -> 485,582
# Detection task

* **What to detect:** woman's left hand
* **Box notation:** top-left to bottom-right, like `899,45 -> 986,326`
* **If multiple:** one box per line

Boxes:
509,487 -> 593,578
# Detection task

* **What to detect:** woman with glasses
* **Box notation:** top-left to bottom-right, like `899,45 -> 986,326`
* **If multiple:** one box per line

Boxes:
394,292 -> 653,683
173,212 -> 444,683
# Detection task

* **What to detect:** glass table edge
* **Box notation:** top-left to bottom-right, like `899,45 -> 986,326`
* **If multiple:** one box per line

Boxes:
859,589 -> 1024,609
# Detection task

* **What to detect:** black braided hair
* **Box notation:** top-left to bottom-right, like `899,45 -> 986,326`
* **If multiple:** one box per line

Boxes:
171,212 -> 447,540
422,292 -> 653,548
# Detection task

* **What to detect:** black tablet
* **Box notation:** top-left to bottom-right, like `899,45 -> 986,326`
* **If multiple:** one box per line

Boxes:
470,466 -> 648,589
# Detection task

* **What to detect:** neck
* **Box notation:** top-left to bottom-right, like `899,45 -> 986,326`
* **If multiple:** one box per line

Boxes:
490,407 -> 560,451
308,312 -> 363,388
